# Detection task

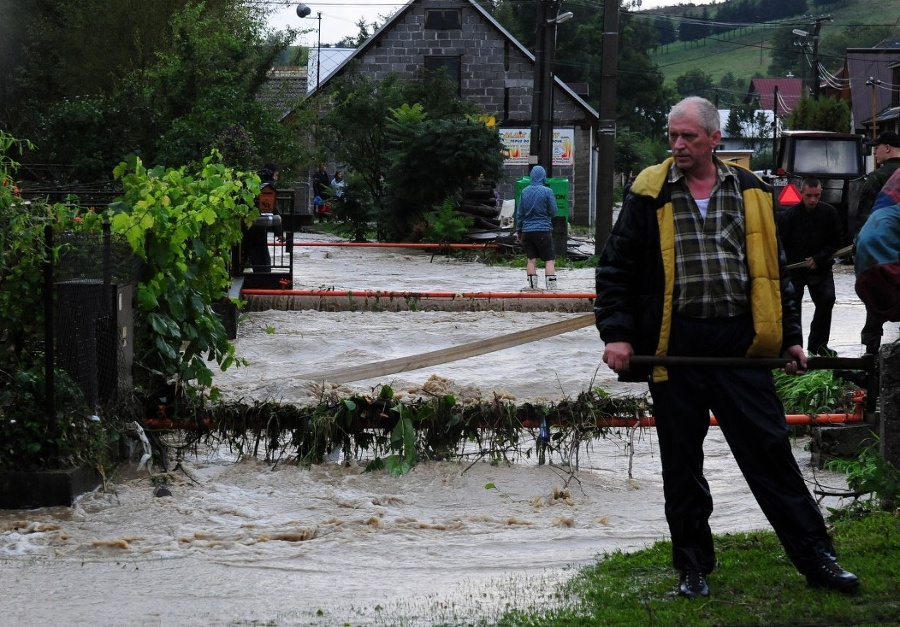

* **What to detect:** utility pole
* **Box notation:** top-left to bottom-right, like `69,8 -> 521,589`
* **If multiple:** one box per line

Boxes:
811,16 -> 824,99
772,85 -> 779,172
529,0 -> 550,170
594,0 -> 619,254
539,1 -> 559,176
866,77 -> 884,139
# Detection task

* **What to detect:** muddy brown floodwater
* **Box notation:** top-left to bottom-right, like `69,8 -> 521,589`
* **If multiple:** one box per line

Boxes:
0,232 -> 889,626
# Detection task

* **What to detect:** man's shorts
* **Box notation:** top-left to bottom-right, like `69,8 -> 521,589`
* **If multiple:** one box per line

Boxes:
521,231 -> 555,261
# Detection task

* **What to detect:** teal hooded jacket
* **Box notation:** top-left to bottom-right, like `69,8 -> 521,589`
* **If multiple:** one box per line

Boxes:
515,165 -> 556,233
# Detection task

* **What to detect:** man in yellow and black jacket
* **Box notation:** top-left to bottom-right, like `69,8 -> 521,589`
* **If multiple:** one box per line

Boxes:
594,96 -> 860,600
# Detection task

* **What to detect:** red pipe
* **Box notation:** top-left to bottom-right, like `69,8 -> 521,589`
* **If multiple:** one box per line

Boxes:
517,413 -> 865,429
241,289 -> 598,299
280,241 -> 502,249
143,410 -> 865,432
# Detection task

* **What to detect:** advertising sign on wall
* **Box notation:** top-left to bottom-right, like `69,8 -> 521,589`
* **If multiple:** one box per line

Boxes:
499,128 -> 574,167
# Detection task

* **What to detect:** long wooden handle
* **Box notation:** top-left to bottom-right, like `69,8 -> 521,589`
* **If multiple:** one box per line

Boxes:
296,313 -> 596,384
785,244 -> 853,270
629,354 -> 873,371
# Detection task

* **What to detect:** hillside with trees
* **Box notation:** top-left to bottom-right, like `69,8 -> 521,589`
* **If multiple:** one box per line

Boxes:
487,0 -> 896,176
642,0 -> 898,102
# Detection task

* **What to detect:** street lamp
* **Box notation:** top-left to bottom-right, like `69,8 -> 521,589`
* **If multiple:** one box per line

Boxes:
296,4 -> 322,91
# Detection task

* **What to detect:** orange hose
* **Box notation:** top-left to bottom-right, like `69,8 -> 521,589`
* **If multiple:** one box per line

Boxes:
279,241 -> 502,249
518,413 -> 864,429
143,411 -> 865,432
241,289 -> 598,299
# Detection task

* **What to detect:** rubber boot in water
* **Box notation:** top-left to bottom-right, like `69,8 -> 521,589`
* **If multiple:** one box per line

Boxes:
546,275 -> 558,290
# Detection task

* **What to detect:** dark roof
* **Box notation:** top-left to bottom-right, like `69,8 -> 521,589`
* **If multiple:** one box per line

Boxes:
744,78 -> 803,116
258,66 -> 308,119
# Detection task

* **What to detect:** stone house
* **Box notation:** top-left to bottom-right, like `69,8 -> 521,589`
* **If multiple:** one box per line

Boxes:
299,0 -> 600,226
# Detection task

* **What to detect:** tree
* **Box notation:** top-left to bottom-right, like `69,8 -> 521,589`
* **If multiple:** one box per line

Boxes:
679,8 -> 711,43
719,72 -> 740,92
336,18 -> 382,48
654,17 -> 678,48
727,105 -> 774,151
383,104 -> 505,241
615,129 -> 667,181
316,71 -> 504,241
768,27 -> 807,79
0,0 -> 31,127
820,25 -> 895,70
488,0 -> 673,139
675,69 -> 716,101
786,96 -> 851,132
9,0 -> 301,183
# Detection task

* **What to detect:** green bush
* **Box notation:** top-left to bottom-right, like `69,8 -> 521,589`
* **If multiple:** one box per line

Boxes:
1,132 -> 255,470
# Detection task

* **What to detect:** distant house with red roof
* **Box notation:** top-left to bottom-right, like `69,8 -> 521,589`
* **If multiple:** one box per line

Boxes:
743,78 -> 804,118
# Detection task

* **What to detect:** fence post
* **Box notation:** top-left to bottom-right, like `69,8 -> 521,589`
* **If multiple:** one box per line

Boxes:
44,225 -> 55,427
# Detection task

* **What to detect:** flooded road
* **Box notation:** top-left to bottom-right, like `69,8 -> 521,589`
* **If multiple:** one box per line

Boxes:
0,433 -> 850,626
0,236 -> 882,626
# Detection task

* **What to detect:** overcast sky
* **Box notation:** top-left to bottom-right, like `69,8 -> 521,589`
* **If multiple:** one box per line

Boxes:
267,0 -> 719,48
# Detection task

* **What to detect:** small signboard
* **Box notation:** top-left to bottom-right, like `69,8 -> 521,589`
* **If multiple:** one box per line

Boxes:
500,128 -> 574,167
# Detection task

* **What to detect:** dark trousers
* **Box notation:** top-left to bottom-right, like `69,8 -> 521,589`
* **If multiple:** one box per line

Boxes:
788,271 -> 835,354
861,309 -> 884,353
648,314 -> 833,576
243,226 -> 271,273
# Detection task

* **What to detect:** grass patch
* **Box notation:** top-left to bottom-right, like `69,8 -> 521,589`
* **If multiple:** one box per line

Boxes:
489,512 -> 900,626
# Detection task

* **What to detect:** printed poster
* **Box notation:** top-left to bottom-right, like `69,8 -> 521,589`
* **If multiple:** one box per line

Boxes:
499,128 -> 574,167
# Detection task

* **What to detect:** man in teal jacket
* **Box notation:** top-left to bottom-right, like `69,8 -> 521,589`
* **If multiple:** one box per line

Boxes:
594,96 -> 859,599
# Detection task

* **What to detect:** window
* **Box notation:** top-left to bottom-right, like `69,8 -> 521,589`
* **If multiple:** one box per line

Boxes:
424,56 -> 461,93
792,139 -> 860,177
425,9 -> 461,30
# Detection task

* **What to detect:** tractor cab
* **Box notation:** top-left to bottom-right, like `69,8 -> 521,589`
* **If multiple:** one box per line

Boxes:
769,130 -> 867,245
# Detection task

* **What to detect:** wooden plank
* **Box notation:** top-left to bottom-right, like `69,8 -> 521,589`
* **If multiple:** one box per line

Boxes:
297,312 -> 596,384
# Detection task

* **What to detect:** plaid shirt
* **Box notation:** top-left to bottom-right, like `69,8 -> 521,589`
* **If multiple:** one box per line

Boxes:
669,158 -> 750,318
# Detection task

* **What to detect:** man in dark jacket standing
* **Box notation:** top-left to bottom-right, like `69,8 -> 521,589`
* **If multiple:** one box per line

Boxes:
778,176 -> 842,355
857,131 -> 900,227
857,131 -> 900,354
594,96 -> 859,599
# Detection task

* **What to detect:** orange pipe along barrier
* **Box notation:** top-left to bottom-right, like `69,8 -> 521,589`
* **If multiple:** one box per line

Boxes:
521,411 -> 865,430
241,288 -> 598,299
143,410 -> 865,433
280,241 -> 502,249
143,392 -> 867,431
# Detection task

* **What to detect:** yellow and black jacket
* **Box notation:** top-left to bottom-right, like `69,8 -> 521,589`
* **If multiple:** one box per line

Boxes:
594,157 -> 802,383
